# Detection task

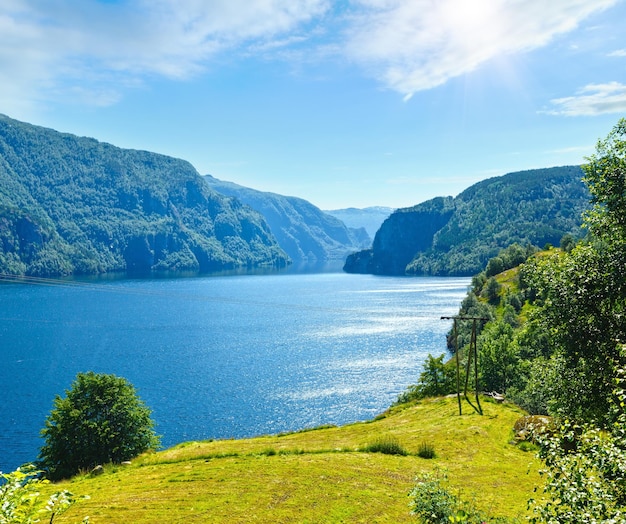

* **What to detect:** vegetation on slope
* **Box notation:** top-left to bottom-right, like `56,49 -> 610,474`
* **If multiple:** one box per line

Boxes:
49,397 -> 538,523
0,114 -> 289,277
399,119 -> 626,520
344,166 -> 589,276
205,175 -> 370,264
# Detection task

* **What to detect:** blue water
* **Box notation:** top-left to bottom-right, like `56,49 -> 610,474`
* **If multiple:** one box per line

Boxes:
0,272 -> 469,472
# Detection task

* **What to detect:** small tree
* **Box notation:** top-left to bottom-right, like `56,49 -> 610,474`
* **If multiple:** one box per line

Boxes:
39,372 -> 160,480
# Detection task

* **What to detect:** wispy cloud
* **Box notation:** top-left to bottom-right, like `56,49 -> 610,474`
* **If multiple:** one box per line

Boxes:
608,49 -> 626,57
0,0 -> 620,114
343,0 -> 618,99
548,145 -> 593,155
543,82 -> 626,116
0,0 -> 330,113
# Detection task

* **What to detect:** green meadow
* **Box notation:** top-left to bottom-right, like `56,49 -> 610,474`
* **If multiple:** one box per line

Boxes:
52,396 -> 540,523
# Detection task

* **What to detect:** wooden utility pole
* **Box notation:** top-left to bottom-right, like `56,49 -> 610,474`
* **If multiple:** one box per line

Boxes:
441,315 -> 489,415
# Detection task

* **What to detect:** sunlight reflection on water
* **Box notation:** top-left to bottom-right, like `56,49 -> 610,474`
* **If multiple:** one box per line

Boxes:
0,273 -> 469,471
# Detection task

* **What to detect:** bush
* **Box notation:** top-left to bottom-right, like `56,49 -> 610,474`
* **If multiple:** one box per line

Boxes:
39,372 -> 160,480
0,464 -> 88,523
363,436 -> 408,456
395,353 -> 457,404
417,441 -> 436,459
409,470 -> 489,523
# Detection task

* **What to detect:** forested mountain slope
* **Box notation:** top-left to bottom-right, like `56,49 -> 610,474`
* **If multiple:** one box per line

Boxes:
204,175 -> 370,264
344,166 -> 589,276
0,114 -> 289,276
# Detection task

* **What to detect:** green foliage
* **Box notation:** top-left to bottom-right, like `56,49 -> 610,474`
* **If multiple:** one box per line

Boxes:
0,114 -> 289,277
395,354 -> 457,403
417,441 -> 436,459
39,372 -> 160,480
363,436 -> 408,456
477,319 -> 518,393
380,166 -> 586,277
485,243 -> 539,278
529,361 -> 626,522
205,175 -> 369,263
409,470 -> 491,523
482,277 -> 501,304
0,464 -> 88,523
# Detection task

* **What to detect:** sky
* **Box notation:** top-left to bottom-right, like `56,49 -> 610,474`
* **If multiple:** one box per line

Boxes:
1,1 -> 626,210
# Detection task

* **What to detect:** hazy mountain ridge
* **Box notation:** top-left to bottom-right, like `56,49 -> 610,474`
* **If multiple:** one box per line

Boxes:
204,175 -> 370,264
344,166 -> 590,276
324,206 -> 394,238
0,114 -> 289,276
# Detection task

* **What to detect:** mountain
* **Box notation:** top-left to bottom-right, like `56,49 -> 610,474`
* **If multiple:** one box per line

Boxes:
0,114 -> 289,277
324,206 -> 394,238
204,175 -> 370,264
344,166 -> 590,276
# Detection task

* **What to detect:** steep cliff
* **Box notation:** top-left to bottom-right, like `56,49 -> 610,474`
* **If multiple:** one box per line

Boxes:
344,197 -> 454,274
0,114 -> 289,276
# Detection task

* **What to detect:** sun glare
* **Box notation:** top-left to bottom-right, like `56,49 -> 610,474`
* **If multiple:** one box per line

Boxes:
438,0 -> 504,53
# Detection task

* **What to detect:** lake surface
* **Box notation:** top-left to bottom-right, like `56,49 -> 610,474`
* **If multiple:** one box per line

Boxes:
0,272 -> 469,472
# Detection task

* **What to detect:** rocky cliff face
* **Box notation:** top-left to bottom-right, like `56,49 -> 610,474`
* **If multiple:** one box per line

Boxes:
0,114 -> 289,276
344,197 -> 454,275
204,175 -> 370,264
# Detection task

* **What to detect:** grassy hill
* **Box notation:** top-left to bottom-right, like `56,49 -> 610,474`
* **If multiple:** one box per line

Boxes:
51,397 -> 539,523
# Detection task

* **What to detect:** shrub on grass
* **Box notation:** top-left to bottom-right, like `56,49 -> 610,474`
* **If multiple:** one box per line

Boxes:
409,470 -> 489,523
39,372 -> 160,480
417,441 -> 436,459
364,436 -> 408,456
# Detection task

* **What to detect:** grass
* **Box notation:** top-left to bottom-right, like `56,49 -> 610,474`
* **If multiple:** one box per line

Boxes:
362,436 -> 408,456
416,441 -> 436,459
50,396 -> 540,523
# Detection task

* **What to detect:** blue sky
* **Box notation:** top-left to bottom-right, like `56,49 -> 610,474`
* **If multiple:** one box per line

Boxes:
2,1 -> 626,209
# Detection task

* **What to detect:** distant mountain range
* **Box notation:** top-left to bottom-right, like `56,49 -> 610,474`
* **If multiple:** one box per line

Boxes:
324,207 -> 393,238
0,114 -> 289,276
344,166 -> 590,276
204,175 -> 370,265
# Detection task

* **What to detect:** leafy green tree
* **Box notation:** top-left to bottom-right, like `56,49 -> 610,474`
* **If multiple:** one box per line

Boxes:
523,118 -> 626,521
395,354 -> 457,403
0,464 -> 88,523
519,119 -> 626,424
477,318 -> 517,393
481,277 -> 501,305
416,354 -> 457,398
529,359 -> 626,521
39,372 -> 160,480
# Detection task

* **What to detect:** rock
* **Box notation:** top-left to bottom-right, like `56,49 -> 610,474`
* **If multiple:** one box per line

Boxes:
513,415 -> 553,442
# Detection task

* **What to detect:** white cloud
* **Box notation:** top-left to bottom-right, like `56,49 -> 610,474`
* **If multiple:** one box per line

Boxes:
0,0 -> 620,115
343,0 -> 618,98
0,0 -> 329,115
544,82 -> 626,116
608,49 -> 626,57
